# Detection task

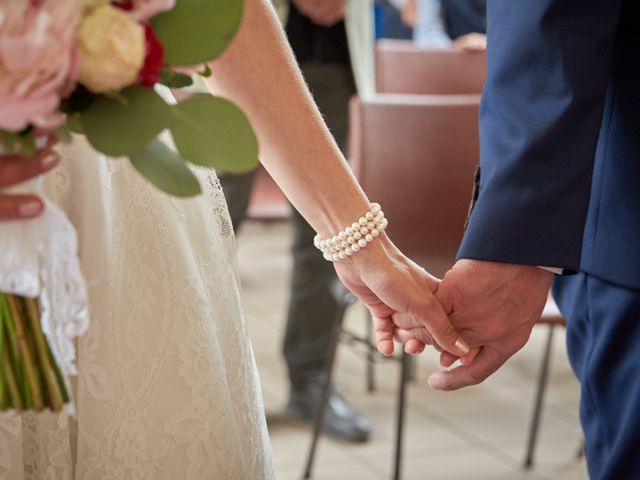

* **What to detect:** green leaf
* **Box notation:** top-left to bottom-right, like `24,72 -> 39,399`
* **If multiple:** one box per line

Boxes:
0,131 -> 18,154
65,115 -> 84,134
159,68 -> 194,89
169,94 -> 258,173
80,86 -> 173,157
129,140 -> 202,197
198,63 -> 212,78
55,125 -> 73,144
151,0 -> 243,66
18,131 -> 36,156
0,130 -> 38,155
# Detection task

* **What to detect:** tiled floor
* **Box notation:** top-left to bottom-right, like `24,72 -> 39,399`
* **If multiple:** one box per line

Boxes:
236,221 -> 589,480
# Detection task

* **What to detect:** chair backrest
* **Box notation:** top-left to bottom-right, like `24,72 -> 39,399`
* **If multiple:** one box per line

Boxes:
349,93 -> 480,278
375,39 -> 486,95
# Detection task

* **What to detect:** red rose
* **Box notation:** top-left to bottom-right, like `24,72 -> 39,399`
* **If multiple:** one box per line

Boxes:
115,1 -> 134,11
139,24 -> 164,87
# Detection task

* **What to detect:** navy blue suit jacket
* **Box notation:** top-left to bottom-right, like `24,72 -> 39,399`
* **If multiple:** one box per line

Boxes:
458,0 -> 640,289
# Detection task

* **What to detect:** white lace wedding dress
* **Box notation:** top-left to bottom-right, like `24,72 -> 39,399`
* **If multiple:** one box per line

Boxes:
0,136 -> 274,479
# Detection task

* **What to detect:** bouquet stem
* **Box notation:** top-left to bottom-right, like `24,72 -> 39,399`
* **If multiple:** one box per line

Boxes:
0,293 -> 68,412
6,294 -> 44,410
24,298 -> 65,411
1,333 -> 22,410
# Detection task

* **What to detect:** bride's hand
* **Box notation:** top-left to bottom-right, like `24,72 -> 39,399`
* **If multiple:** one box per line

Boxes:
0,146 -> 59,221
333,234 -> 470,358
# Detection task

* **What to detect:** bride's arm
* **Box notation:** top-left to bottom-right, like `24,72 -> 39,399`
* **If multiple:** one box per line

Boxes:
205,0 -> 469,357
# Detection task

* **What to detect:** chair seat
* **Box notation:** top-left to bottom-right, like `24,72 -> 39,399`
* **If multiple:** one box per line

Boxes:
375,39 -> 486,94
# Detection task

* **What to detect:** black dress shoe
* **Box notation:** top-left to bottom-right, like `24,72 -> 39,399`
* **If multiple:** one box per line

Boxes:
285,377 -> 372,443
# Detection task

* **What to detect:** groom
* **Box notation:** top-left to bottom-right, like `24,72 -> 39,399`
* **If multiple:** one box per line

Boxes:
415,0 -> 640,478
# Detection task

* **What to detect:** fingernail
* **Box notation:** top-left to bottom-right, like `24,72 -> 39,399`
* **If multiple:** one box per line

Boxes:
19,200 -> 43,217
455,339 -> 470,355
41,153 -> 58,170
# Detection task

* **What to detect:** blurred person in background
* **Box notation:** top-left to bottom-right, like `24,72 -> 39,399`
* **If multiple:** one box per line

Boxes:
218,0 -> 373,443
393,0 -> 486,50
374,0 -> 414,39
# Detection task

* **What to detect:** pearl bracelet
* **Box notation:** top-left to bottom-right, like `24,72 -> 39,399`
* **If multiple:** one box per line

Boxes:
314,203 -> 389,262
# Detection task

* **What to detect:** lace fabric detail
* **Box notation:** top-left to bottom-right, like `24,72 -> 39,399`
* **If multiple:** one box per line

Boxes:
0,138 -> 274,479
0,178 -> 89,394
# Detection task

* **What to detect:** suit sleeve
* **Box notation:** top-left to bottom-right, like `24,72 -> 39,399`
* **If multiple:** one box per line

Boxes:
457,0 -> 623,272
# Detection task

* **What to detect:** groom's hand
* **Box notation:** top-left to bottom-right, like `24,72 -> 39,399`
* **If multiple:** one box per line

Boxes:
0,147 -> 59,221
333,236 -> 470,358
426,259 -> 553,391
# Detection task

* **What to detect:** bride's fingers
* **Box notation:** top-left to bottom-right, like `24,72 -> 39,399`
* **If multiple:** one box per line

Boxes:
393,327 -> 437,350
460,347 -> 481,365
410,272 -> 469,357
404,339 -> 426,356
440,351 -> 459,367
428,347 -> 507,391
440,346 -> 482,368
372,315 -> 395,356
0,148 -> 59,188
0,194 -> 44,220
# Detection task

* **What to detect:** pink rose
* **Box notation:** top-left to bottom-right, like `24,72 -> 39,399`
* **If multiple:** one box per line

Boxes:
0,0 -> 82,131
131,0 -> 176,22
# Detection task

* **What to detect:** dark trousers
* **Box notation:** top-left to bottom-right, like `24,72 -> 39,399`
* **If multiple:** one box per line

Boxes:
219,62 -> 356,389
553,273 -> 640,479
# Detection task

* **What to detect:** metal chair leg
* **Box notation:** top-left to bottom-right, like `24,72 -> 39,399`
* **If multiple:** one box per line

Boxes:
524,324 -> 556,469
303,287 -> 352,480
393,352 -> 410,480
406,355 -> 417,383
365,310 -> 376,393
576,439 -> 585,460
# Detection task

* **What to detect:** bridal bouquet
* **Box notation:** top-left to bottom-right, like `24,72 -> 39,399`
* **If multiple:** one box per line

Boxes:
0,0 -> 258,412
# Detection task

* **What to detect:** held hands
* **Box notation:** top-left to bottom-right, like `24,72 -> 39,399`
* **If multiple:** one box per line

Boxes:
394,260 -> 553,391
333,235 -> 470,358
291,0 -> 346,27
0,144 -> 59,221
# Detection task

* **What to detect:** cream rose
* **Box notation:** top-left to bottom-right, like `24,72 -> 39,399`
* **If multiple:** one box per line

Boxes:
84,0 -> 109,9
77,5 -> 145,93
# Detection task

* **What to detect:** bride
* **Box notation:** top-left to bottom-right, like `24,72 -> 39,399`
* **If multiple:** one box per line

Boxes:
0,0 -> 468,478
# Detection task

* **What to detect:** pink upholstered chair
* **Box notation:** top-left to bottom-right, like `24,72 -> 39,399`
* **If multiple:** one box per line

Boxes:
375,39 -> 486,95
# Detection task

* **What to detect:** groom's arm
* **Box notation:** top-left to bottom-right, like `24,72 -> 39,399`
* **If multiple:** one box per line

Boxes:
458,0 -> 622,271
426,0 -> 625,390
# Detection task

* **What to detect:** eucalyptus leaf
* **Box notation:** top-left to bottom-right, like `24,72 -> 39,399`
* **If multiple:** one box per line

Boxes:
55,126 -> 73,144
80,86 -> 173,157
170,94 -> 258,172
159,69 -> 194,89
18,132 -> 36,156
129,140 -> 202,197
198,63 -> 212,78
151,0 -> 243,66
65,115 -> 84,134
0,132 -> 18,154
